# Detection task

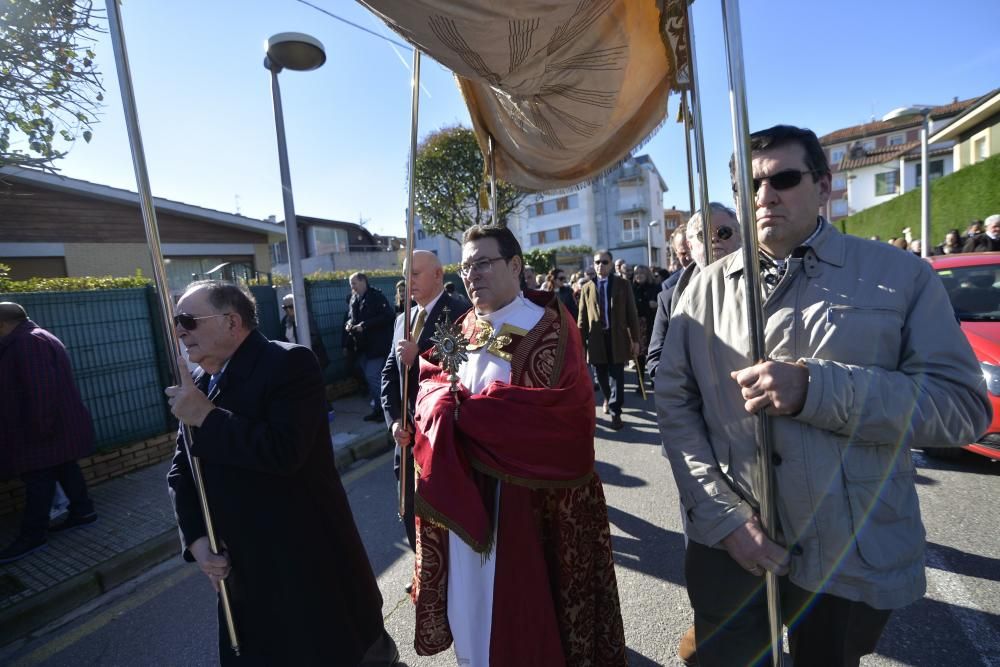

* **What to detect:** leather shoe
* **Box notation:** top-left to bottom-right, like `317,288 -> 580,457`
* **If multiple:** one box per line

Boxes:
610,414 -> 624,430
678,624 -> 698,665
404,582 -> 413,595
49,512 -> 98,532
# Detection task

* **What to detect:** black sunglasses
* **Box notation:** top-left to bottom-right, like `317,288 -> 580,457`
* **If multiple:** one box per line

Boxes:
282,304 -> 294,310
173,312 -> 230,331
696,225 -> 735,243
734,169 -> 817,194
594,259 -> 610,265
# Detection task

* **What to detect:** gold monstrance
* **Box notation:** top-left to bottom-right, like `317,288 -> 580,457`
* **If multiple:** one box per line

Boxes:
429,307 -> 469,418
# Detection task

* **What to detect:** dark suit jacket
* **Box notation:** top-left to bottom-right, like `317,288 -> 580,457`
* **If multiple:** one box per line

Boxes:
167,331 -> 383,664
577,274 -> 640,364
646,263 -> 698,380
380,291 -> 467,431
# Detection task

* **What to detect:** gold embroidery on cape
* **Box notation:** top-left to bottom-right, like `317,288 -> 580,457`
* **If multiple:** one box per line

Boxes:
465,319 -> 527,362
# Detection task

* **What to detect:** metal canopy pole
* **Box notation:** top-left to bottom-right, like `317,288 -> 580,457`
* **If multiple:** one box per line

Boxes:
719,0 -> 783,664
686,0 -> 713,264
104,0 -> 239,655
399,48 -> 422,518
682,91 -> 697,218
487,134 -> 498,225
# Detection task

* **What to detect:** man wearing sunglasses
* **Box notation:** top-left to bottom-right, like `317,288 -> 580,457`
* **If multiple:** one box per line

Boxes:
646,203 -> 741,383
578,250 -> 642,430
165,281 -> 397,665
656,125 -> 990,666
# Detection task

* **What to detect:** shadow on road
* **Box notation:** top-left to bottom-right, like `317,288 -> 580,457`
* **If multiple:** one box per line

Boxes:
927,541 -> 1000,584
595,460 -> 647,488
606,505 -> 686,586
875,594 -> 1000,666
625,646 -> 661,666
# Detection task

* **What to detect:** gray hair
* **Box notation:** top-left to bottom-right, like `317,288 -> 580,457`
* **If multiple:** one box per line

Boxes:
686,203 -> 739,238
184,280 -> 258,330
986,214 -> 1000,227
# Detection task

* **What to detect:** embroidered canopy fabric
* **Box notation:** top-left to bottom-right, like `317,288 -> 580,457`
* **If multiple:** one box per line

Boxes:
359,0 -> 690,191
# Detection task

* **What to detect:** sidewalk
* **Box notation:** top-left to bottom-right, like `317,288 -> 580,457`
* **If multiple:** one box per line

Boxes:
0,394 -> 393,648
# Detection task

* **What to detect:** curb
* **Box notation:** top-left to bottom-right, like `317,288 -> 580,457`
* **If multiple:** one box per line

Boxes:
335,430 -> 395,470
0,530 -> 178,648
0,431 -> 393,649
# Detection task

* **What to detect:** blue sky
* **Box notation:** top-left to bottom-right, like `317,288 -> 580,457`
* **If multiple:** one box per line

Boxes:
48,0 -> 999,238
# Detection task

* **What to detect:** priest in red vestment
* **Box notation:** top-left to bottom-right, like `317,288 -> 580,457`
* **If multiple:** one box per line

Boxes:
410,225 -> 626,666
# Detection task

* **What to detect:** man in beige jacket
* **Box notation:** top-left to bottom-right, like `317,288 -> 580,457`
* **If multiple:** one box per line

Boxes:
655,124 -> 990,666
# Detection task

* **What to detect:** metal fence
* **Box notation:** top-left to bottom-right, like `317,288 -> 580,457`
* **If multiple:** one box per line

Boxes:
7,287 -> 172,451
10,276 -> 470,450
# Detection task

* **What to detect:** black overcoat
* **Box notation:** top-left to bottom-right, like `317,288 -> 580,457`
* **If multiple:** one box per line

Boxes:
167,330 -> 383,665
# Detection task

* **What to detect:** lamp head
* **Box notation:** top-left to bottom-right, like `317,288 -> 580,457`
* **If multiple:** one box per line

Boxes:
265,32 -> 326,72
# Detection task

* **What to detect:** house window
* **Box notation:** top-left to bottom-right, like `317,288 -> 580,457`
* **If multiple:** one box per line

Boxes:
874,171 -> 898,196
914,160 -> 945,182
974,136 -> 988,163
888,134 -> 905,146
831,199 -> 849,217
416,229 -> 426,240
622,217 -> 640,242
862,139 -> 876,151
313,227 -> 349,254
558,225 -> 580,241
832,174 -> 846,190
830,147 -> 845,164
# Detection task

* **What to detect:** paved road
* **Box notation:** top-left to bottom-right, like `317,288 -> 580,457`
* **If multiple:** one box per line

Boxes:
3,393 -> 999,666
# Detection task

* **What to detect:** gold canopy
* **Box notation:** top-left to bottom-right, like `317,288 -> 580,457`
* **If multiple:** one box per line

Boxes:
359,0 -> 690,191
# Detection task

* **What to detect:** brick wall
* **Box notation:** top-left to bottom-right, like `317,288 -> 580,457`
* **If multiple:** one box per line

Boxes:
0,433 -> 175,517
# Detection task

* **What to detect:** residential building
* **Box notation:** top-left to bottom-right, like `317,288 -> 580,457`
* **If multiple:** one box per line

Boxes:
929,88 -> 1000,171
270,216 -> 402,275
511,154 -> 667,269
413,214 -> 463,265
818,96 -> 980,223
0,167 -> 280,291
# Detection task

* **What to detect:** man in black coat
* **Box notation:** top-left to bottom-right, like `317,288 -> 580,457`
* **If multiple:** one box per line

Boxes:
381,251 -> 468,555
345,273 -> 394,421
165,281 -> 396,665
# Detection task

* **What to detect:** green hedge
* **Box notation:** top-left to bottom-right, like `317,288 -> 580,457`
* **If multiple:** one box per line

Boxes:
0,265 -> 151,293
249,263 -> 464,287
843,153 -> 1000,242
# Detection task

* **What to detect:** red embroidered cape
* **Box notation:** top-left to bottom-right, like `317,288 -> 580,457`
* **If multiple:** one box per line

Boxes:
411,291 -> 626,666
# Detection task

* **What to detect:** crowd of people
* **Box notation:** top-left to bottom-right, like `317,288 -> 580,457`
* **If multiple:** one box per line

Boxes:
5,122 -> 993,667
876,213 -> 1000,256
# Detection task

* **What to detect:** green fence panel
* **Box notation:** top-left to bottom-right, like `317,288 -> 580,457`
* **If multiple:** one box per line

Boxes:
305,274 -> 470,383
250,285 -> 281,341
7,288 -> 171,450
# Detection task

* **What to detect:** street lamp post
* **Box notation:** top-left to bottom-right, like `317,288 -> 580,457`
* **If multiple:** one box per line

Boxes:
648,220 -> 660,266
882,106 -> 932,258
264,33 -> 326,349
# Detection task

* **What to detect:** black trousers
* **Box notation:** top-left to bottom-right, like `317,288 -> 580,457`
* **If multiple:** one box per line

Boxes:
20,461 -> 94,541
685,540 -> 891,667
393,444 -> 416,552
594,331 -> 625,416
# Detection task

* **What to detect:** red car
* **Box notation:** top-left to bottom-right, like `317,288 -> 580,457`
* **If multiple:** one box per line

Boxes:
927,252 -> 1000,460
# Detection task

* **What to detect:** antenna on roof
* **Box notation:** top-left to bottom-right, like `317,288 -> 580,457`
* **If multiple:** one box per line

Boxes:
235,194 -> 241,215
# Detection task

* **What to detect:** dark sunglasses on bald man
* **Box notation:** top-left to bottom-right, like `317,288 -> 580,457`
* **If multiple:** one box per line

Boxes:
173,312 -> 230,331
696,225 -> 735,243
734,169 -> 819,195
594,259 -> 610,265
